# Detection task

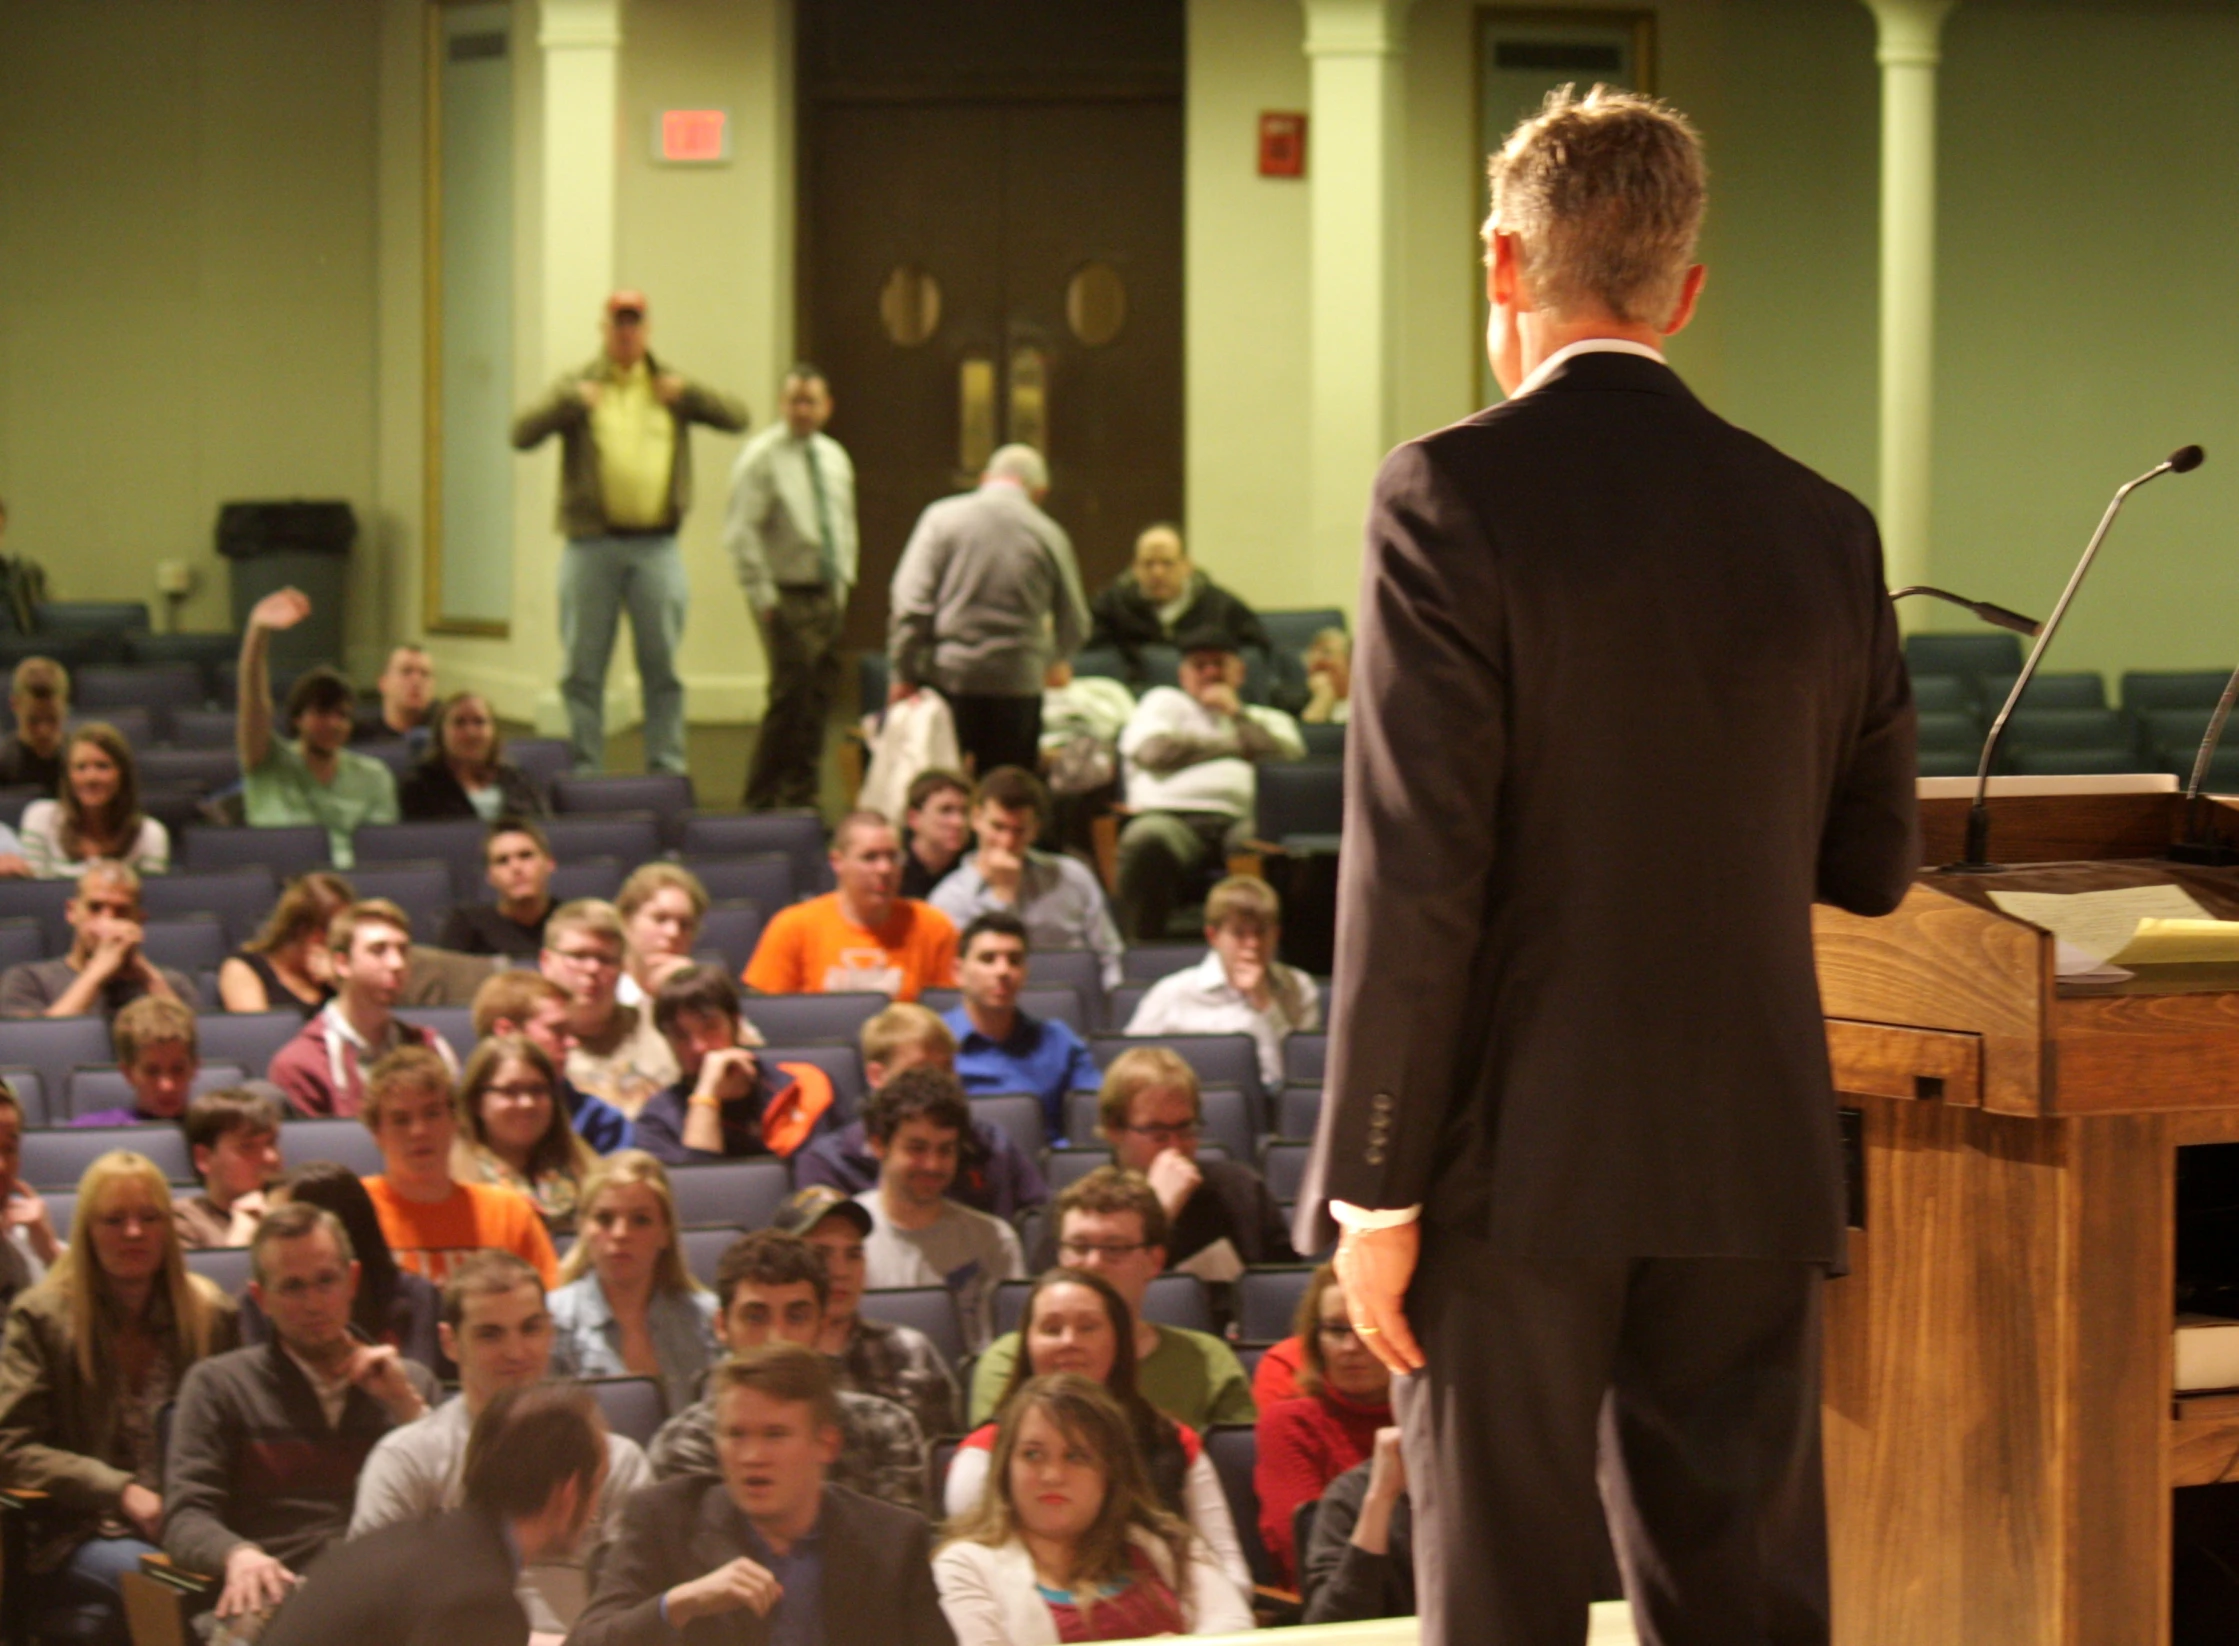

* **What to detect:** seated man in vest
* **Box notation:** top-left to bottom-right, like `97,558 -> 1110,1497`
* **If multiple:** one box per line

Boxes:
647,1229 -> 929,1514
970,1166 -> 1255,1431
237,588 -> 400,869
744,811 -> 958,1000
267,899 -> 457,1118
633,965 -> 836,1165
0,860 -> 195,1020
162,1202 -> 440,1639
575,1344 -> 951,1646
351,1251 -> 650,1635
928,766 -> 1124,990
791,1003 -> 1048,1221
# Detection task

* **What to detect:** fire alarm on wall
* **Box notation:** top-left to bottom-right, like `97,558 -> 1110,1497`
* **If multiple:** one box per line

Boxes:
1259,112 -> 1307,178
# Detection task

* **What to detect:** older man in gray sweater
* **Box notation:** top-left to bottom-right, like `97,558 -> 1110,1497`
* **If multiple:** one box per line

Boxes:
888,443 -> 1089,778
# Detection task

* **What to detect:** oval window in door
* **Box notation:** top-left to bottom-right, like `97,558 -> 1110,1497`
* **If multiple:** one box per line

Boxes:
1065,261 -> 1127,347
879,265 -> 942,347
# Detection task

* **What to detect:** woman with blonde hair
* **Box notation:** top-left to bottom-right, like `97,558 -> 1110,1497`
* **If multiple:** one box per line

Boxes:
614,861 -> 710,1007
935,1373 -> 1254,1644
19,722 -> 167,879
451,1033 -> 596,1229
396,690 -> 547,822
218,870 -> 352,1015
546,1148 -> 718,1413
0,1151 -> 236,1644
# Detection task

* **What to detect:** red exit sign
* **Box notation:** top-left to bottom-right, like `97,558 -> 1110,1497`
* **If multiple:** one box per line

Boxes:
658,109 -> 730,164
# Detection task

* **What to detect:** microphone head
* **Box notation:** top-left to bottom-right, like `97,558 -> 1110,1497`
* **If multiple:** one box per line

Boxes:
2171,445 -> 2206,473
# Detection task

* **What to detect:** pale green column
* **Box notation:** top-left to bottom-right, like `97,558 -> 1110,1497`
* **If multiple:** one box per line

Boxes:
1863,0 -> 1957,614
536,0 -> 620,387
1301,0 -> 1414,612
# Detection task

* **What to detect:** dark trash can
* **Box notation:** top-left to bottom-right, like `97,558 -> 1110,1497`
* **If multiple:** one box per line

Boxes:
219,501 -> 354,673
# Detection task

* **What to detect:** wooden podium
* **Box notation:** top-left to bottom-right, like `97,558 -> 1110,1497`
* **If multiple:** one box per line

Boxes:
1815,782 -> 2239,1646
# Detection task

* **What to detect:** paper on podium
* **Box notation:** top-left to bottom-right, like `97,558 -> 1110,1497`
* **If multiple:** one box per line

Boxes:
1988,884 -> 2239,969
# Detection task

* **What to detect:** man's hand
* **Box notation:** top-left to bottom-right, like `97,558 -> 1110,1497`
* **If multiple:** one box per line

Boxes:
665,1557 -> 783,1625
5,1188 -> 57,1264
1196,681 -> 1242,718
1224,950 -> 1271,1011
80,921 -> 141,984
576,381 -> 604,411
217,1545 -> 298,1619
979,845 -> 1025,902
118,1482 -> 163,1542
655,372 -> 686,406
222,1191 -> 266,1249
695,1046 -> 758,1105
1144,1147 -> 1203,1220
1335,1220 -> 1426,1375
0,855 -> 32,880
247,588 -> 311,634
344,1343 -> 427,1424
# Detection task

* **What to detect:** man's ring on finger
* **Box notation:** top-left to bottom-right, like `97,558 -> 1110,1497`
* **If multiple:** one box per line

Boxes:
1358,1325 -> 1382,1335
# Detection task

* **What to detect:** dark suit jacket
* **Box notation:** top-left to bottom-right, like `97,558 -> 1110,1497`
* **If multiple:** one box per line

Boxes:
259,1507 -> 527,1646
569,1474 -> 955,1646
1298,350 -> 1917,1265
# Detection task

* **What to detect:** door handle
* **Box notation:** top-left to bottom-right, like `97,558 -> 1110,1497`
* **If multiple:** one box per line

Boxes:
1008,345 -> 1047,456
958,354 -> 996,482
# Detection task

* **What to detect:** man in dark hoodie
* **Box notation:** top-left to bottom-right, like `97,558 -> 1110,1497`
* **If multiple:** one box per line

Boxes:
1088,523 -> 1303,709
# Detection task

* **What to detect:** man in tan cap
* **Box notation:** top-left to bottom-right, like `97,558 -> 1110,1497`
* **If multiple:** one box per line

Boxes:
513,291 -> 748,776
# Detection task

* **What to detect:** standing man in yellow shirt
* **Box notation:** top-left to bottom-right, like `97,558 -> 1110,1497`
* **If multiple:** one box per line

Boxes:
512,291 -> 749,776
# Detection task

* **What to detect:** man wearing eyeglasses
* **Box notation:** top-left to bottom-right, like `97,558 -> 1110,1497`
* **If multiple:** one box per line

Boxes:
966,1165 -> 1255,1431
538,899 -> 677,1119
161,1203 -> 439,1640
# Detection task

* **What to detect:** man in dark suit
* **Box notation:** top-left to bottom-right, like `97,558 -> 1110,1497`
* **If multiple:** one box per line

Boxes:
1299,88 -> 1918,1646
260,1383 -> 610,1646
573,1342 -> 953,1646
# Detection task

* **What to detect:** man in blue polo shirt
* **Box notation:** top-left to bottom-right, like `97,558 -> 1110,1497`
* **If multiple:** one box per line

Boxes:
943,911 -> 1099,1139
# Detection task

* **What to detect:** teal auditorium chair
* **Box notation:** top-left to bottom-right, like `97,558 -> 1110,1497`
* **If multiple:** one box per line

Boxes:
1906,674 -> 1973,714
2123,671 -> 2234,714
1914,711 -> 1981,754
1982,671 -> 2107,710
1905,632 -> 2023,692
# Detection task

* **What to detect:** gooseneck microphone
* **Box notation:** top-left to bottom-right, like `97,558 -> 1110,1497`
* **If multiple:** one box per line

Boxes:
1890,586 -> 2042,637
1954,445 -> 2205,872
2173,657 -> 2239,863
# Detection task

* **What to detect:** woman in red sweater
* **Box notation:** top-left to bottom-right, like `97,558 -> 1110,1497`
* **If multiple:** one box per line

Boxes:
1252,1262 -> 1393,1586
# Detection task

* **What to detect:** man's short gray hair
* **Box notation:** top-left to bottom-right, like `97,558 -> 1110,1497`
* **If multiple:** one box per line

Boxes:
984,443 -> 1049,493
1484,85 -> 1706,326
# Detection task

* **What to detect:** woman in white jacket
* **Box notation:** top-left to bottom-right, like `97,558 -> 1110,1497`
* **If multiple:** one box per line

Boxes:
941,1267 -> 1250,1597
935,1373 -> 1257,1644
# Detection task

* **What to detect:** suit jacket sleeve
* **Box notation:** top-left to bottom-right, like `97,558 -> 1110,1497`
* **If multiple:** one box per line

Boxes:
1304,440 -> 1509,1225
1817,505 -> 1919,915
565,1485 -> 687,1646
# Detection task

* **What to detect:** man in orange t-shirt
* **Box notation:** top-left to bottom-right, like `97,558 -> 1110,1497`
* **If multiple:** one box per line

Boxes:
356,1044 -> 559,1286
744,810 -> 959,1001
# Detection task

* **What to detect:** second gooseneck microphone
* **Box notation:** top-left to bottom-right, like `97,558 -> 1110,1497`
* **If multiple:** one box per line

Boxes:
1953,444 -> 2205,872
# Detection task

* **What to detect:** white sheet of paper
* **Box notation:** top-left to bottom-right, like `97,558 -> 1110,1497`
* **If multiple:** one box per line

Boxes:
2053,940 -> 2135,984
1173,1237 -> 1245,1285
1988,884 -> 2215,962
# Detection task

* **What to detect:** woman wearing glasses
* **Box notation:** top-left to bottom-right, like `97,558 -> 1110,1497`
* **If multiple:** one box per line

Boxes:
451,1033 -> 597,1230
0,1152 -> 237,1645
942,1265 -> 1251,1602
1252,1261 -> 1393,1586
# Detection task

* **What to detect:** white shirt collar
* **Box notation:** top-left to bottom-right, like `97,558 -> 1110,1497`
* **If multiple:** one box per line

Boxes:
1507,337 -> 1666,402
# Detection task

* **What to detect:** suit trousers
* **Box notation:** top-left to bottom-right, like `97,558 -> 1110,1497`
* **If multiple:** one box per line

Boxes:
947,691 -> 1042,779
1398,1231 -> 1828,1646
558,534 -> 687,775
744,584 -> 843,809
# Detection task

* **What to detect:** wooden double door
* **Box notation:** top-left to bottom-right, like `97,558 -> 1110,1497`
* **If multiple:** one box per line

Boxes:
801,6 -> 1183,650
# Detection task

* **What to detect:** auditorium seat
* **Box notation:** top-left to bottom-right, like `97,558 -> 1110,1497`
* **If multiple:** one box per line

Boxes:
1198,1084 -> 1257,1163
968,1094 -> 1047,1160
350,820 -> 484,899
991,1274 -> 1207,1336
2123,670 -> 2234,715
1070,646 -> 1128,683
546,856 -> 625,905
139,915 -> 229,976
1282,1035 -> 1326,1085
1254,763 -> 1343,851
0,1068 -> 47,1126
1260,1139 -> 1312,1203
680,852 -> 795,912
1237,1264 -> 1318,1344
125,632 -> 236,699
355,740 -> 417,780
542,814 -> 661,870
1120,943 -> 1202,984
183,825 -> 329,878
1275,1083 -> 1322,1140
68,707 -> 153,749
194,1012 -> 302,1077
397,1006 -> 475,1063
74,664 -> 207,717
165,708 -> 241,749
1042,1147 -> 1115,1192
1204,1425 -> 1281,1589
1917,748 -> 1978,778
344,862 -> 452,942
0,1018 -> 112,1111
1905,631 -> 2024,688
282,1116 -> 385,1176
137,747 -> 241,794
1089,1032 -> 1264,1105
0,880 -> 77,954
862,1285 -> 967,1369
2005,707 -> 2139,758
23,1123 -> 187,1189
1983,670 -> 2107,710
1258,609 -> 1346,658
62,1062 -> 250,1122
1907,674 -> 1974,714
0,918 -> 45,975
584,1375 -> 668,1446
1029,949 -> 1107,1021
667,1159 -> 792,1231
1299,723 -> 1346,762
507,737 -> 573,794
2010,748 -> 2151,776
553,773 -> 695,822
0,786 -> 40,830
680,1225 -> 743,1286
738,993 -> 888,1047
1915,710 -> 1982,753
2146,708 -> 2216,764
183,1246 -> 254,1296
695,900 -> 766,978
678,811 -> 830,897
919,984 -> 1087,1033
1065,1089 -> 1102,1147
